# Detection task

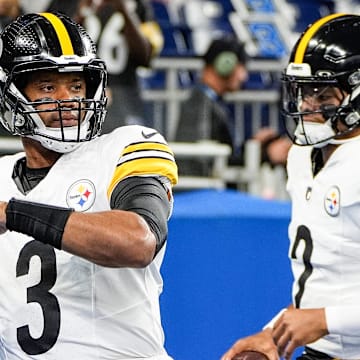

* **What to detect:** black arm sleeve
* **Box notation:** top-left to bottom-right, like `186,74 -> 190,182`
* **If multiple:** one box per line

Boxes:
110,176 -> 171,255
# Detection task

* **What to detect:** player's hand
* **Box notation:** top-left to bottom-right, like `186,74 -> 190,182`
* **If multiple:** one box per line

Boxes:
0,201 -> 8,234
221,329 -> 279,360
272,308 -> 328,360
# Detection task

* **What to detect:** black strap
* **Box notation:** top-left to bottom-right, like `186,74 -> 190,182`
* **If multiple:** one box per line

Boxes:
6,198 -> 74,249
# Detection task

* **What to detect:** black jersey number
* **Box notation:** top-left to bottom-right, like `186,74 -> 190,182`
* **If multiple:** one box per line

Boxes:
16,240 -> 60,355
290,225 -> 314,308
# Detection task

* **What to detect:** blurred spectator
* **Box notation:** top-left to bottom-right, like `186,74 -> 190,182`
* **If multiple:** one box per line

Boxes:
175,34 -> 291,178
46,0 -> 82,18
20,0 -> 81,17
252,127 -> 291,168
78,0 -> 164,132
174,34 -> 249,175
0,0 -> 22,31
19,0 -> 50,13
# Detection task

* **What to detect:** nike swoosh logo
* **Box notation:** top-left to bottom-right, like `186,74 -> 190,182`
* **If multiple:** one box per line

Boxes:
142,130 -> 158,139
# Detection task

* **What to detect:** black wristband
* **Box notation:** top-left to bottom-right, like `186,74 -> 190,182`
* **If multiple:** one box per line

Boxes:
6,198 -> 74,249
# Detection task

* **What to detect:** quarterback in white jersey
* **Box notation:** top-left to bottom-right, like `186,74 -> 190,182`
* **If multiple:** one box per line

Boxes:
222,13 -> 360,360
0,12 -> 177,360
287,140 -> 360,358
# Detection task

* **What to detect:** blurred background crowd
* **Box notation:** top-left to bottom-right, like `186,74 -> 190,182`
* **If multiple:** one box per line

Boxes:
0,0 -> 359,199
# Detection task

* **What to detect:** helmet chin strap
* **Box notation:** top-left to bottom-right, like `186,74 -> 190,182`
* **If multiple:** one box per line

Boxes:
294,120 -> 335,148
27,117 -> 91,153
294,116 -> 360,148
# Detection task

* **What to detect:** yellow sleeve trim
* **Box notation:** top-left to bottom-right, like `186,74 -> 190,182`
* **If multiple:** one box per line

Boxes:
122,141 -> 173,156
107,157 -> 178,198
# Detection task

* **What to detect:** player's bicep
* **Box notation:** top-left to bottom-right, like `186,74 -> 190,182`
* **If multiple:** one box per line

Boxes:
109,176 -> 171,255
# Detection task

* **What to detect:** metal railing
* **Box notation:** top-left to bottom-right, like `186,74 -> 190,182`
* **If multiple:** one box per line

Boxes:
141,57 -> 285,143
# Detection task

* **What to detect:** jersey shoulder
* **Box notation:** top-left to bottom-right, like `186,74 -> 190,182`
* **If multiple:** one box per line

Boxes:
0,152 -> 24,174
101,125 -> 178,196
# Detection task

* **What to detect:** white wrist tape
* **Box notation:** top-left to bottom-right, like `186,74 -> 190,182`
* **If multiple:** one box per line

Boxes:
262,308 -> 287,330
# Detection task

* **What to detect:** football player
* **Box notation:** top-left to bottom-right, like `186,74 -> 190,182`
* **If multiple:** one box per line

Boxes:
0,12 -> 177,359
222,13 -> 360,360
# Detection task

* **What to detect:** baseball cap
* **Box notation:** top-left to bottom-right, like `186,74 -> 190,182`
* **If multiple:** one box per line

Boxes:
203,34 -> 248,65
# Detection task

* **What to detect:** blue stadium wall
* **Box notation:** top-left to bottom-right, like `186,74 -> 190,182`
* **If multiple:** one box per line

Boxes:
160,189 -> 302,360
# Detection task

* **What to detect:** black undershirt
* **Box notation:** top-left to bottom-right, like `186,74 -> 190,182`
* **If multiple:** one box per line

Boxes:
311,148 -> 324,177
12,157 -> 51,195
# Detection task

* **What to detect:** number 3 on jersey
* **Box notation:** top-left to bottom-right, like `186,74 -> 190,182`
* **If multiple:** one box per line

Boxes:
16,240 -> 60,355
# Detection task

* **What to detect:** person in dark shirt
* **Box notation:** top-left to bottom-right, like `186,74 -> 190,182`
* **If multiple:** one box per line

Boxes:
78,0 -> 164,132
175,34 -> 248,176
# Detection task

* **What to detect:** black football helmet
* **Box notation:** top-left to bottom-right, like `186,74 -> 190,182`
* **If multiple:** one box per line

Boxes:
0,12 -> 107,153
282,13 -> 360,147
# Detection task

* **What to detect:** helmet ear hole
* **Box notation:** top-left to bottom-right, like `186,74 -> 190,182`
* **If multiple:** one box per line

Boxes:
213,51 -> 238,77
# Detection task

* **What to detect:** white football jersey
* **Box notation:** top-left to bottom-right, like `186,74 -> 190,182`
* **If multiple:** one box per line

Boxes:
0,125 -> 177,359
287,140 -> 360,358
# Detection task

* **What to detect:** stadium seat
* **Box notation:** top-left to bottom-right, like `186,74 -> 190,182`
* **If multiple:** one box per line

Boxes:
151,1 -> 171,24
286,0 -> 336,32
158,23 -> 194,57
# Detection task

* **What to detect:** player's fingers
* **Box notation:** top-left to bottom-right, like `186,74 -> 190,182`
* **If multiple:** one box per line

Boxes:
275,332 -> 291,358
283,341 -> 297,360
271,322 -> 284,345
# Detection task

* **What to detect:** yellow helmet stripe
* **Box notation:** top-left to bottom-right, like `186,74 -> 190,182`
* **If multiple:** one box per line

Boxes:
40,12 -> 74,55
294,13 -> 345,63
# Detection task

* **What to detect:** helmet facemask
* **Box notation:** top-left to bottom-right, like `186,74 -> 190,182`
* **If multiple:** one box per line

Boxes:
0,12 -> 108,153
282,64 -> 360,148
281,14 -> 360,148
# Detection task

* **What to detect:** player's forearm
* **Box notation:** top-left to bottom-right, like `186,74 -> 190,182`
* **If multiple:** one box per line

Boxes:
3,198 -> 156,267
62,209 -> 156,267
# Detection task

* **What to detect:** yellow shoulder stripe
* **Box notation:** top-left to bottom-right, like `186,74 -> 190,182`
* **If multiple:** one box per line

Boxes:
107,141 -> 178,198
121,141 -> 173,156
40,12 -> 74,55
